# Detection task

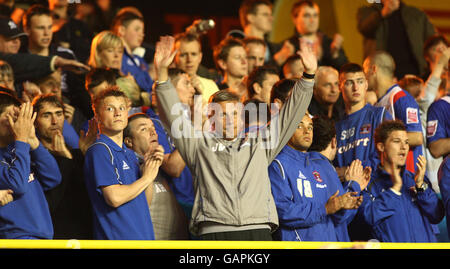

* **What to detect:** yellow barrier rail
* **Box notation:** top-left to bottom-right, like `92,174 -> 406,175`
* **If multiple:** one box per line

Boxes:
0,240 -> 449,249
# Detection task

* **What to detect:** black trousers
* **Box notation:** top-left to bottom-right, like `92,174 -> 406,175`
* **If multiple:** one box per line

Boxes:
200,229 -> 273,241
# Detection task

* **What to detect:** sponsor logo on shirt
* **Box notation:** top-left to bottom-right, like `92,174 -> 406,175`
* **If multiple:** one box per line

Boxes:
337,137 -> 370,154
312,171 -> 323,183
360,124 -> 371,134
406,107 -> 419,124
426,120 -> 438,137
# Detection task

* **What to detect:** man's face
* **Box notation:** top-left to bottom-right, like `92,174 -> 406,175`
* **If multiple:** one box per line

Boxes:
215,101 -> 243,140
120,19 -> 144,51
340,71 -> 368,106
363,60 -> 376,91
0,35 -> 21,54
288,114 -> 313,152
175,40 -> 202,76
0,104 -> 18,143
99,45 -> 123,70
175,73 -> 196,106
127,117 -> 159,156
249,4 -> 273,34
246,42 -> 266,74
98,96 -> 129,134
258,73 -> 279,103
378,130 -> 409,167
222,46 -> 248,78
35,102 -> 64,142
293,5 -> 319,35
39,71 -> 62,99
315,70 -> 340,105
27,14 -> 53,50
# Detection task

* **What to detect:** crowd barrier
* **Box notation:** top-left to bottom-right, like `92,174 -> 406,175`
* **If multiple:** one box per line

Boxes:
0,239 -> 450,249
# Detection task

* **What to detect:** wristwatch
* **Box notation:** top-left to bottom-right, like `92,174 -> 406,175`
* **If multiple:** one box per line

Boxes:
302,72 -> 315,79
416,182 -> 428,193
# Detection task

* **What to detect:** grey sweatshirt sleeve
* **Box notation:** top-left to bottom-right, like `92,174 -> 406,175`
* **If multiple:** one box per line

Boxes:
155,80 -> 198,166
266,78 -> 314,162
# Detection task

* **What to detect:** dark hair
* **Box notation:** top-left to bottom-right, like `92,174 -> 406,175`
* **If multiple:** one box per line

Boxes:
23,4 -> 51,29
308,115 -> 335,152
168,67 -> 187,86
270,78 -> 296,104
339,63 -> 364,75
423,34 -> 449,60
242,36 -> 266,48
210,89 -> 240,103
374,120 -> 407,147
247,65 -> 278,98
291,0 -> 318,18
124,112 -> 149,139
213,36 -> 245,74
0,91 -> 21,114
85,68 -> 120,94
92,86 -> 128,117
111,11 -> 144,35
32,93 -> 64,115
239,0 -> 272,27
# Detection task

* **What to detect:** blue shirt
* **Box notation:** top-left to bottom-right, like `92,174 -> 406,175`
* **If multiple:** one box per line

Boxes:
361,167 -> 444,242
121,49 -> 153,94
0,142 -> 61,239
268,146 -> 355,241
83,134 -> 154,240
335,104 -> 392,173
146,108 -> 195,206
426,94 -> 450,145
63,120 -> 79,149
438,156 -> 450,237
376,84 -> 423,173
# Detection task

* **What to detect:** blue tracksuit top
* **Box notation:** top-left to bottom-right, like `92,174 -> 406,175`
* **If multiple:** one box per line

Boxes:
121,49 -> 153,94
269,145 -> 356,241
334,104 -> 392,173
361,167 -> 444,242
83,134 -> 154,240
0,141 -> 62,239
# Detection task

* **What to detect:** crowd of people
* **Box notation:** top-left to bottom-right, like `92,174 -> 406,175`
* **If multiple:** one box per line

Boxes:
0,0 -> 449,244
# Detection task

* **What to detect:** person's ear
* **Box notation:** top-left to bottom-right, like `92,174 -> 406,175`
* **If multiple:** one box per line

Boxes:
253,82 -> 262,95
118,25 -> 126,37
124,137 -> 132,148
376,142 -> 384,153
331,136 -> 337,149
217,59 -> 227,72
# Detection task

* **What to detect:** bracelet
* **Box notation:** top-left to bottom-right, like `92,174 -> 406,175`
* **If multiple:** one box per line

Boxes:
302,72 -> 315,79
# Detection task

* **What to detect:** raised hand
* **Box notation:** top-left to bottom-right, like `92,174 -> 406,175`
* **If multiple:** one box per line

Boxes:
297,38 -> 318,75
339,192 -> 361,210
414,155 -> 427,188
141,145 -> 165,182
51,130 -> 72,159
79,118 -> 98,155
154,36 -> 177,82
7,102 -> 36,146
345,159 -> 370,190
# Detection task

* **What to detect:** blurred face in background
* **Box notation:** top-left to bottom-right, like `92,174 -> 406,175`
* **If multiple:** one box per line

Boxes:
119,19 -> 144,51
246,42 -> 266,74
99,45 -> 123,70
26,14 -> 53,51
175,40 -> 202,76
293,4 -> 319,35
248,4 -> 273,34
0,35 -> 21,54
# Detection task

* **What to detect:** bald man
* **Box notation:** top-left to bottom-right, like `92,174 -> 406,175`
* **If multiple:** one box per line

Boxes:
308,66 -> 345,122
363,51 -> 423,174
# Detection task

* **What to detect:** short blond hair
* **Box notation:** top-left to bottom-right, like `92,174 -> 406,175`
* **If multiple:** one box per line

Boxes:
88,31 -> 124,68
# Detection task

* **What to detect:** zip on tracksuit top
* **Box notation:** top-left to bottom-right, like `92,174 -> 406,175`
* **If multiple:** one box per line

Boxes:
268,146 -> 357,241
0,141 -> 62,239
156,78 -> 313,236
361,167 -> 444,242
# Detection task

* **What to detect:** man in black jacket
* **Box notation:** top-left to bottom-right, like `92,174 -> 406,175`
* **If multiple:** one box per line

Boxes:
33,94 -> 93,239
